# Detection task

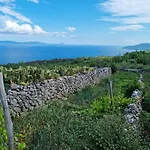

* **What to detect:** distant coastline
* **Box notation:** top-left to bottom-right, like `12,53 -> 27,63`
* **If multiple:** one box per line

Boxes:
124,43 -> 150,50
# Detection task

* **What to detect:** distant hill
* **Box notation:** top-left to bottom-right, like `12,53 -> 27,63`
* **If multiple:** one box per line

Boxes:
124,43 -> 150,50
0,41 -> 49,45
0,41 -> 68,47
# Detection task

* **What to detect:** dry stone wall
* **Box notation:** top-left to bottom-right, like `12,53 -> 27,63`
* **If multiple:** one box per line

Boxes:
6,67 -> 111,116
124,74 -> 143,130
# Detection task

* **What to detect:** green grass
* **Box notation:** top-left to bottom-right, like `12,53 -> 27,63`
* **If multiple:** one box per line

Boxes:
14,102 -> 145,150
13,71 -> 150,150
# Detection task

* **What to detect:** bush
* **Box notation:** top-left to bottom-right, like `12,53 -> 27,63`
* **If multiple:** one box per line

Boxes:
90,115 -> 144,150
0,108 -> 26,150
77,96 -> 133,116
110,64 -> 117,74
14,103 -> 145,150
123,80 -> 142,98
142,97 -> 150,112
0,108 -> 8,150
140,112 -> 150,147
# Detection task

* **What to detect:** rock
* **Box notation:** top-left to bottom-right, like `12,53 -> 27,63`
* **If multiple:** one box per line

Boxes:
11,83 -> 20,90
11,91 -> 18,97
9,99 -> 18,106
131,89 -> 142,100
21,106 -> 27,112
20,91 -> 26,96
14,107 -> 21,113
6,68 -> 111,115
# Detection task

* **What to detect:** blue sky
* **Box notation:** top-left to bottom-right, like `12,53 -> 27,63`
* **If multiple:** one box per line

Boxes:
0,0 -> 150,45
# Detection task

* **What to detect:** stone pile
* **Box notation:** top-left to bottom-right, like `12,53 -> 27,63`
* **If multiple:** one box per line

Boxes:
6,67 -> 111,116
124,74 -> 144,129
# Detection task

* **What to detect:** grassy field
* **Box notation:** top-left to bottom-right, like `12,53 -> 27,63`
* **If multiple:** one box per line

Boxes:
13,71 -> 150,150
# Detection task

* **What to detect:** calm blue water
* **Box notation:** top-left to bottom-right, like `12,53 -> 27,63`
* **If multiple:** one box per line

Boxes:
0,45 -> 133,64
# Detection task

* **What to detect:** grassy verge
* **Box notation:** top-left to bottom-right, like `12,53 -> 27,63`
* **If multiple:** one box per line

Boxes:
13,71 -> 150,150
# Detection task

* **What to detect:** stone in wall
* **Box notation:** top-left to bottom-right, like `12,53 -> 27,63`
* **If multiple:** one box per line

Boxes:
124,74 -> 144,130
7,67 -> 111,116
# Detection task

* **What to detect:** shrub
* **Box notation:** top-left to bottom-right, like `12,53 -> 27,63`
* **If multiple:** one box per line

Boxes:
77,96 -> 133,116
140,112 -> 150,148
123,80 -> 142,98
0,108 -> 8,150
110,63 -> 117,74
141,112 -> 150,136
142,97 -> 150,112
0,108 -> 26,150
14,103 -> 145,150
90,115 -> 144,150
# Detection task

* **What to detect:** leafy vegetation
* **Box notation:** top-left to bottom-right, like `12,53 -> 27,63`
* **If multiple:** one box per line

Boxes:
0,108 -> 8,150
14,102 -> 145,150
74,96 -> 134,117
0,66 -> 93,85
13,71 -> 149,150
0,108 -> 26,150
112,50 -> 150,70
0,50 -> 150,149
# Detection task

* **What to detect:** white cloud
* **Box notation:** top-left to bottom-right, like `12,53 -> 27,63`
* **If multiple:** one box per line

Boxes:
99,0 -> 150,29
100,16 -> 150,25
100,0 -> 150,17
0,0 -> 66,37
51,32 -> 68,38
33,25 -> 47,34
27,0 -> 39,4
0,6 -> 31,23
0,20 -> 48,35
0,0 -> 15,3
0,15 -> 15,23
43,1 -> 50,4
66,26 -> 76,32
111,24 -> 145,31
70,35 -> 77,38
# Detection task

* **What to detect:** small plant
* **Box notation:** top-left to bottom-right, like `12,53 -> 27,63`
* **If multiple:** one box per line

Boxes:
123,79 -> 142,98
0,65 -> 94,85
110,63 -> 117,74
0,108 -> 9,150
0,108 -> 26,150
75,96 -> 133,117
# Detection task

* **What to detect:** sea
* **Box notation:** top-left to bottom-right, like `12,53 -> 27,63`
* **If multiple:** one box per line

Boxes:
0,45 -> 134,64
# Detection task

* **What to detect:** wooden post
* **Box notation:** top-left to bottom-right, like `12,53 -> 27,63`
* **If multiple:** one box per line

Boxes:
108,71 -> 113,99
108,80 -> 113,100
0,72 -> 15,150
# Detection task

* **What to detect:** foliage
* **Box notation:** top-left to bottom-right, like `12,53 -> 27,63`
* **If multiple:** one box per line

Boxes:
1,50 -> 149,149
90,115 -> 145,150
75,96 -> 133,116
14,101 -> 147,150
0,66 -> 93,85
0,108 -> 8,150
0,108 -> 26,150
110,63 -> 117,74
68,78 -> 109,106
142,97 -> 150,112
111,71 -> 139,96
123,80 -> 142,98
142,73 -> 150,112
140,111 -> 150,147
112,50 -> 150,70
13,70 -> 150,149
